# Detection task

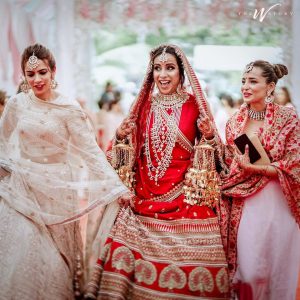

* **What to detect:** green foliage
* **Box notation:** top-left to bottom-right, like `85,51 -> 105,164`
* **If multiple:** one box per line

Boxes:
94,29 -> 137,54
94,22 -> 287,56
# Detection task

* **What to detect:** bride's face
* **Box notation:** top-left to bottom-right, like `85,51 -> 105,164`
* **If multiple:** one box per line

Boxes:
24,59 -> 55,100
153,53 -> 181,95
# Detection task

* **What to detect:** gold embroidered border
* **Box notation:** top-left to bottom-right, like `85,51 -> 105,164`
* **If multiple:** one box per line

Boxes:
142,182 -> 184,202
98,272 -> 230,300
160,108 -> 193,153
111,212 -> 227,264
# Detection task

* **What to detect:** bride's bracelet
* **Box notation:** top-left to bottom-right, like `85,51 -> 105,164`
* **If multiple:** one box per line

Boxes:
115,134 -> 127,144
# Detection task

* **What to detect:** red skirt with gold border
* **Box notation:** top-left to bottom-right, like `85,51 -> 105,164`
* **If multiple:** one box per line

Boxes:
86,208 -> 230,299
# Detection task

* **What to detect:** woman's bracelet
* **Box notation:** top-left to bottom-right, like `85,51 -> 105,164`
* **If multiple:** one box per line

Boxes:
203,135 -> 216,146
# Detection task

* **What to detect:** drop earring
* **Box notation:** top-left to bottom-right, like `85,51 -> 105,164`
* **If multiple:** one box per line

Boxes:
50,79 -> 58,89
264,92 -> 273,104
20,79 -> 30,93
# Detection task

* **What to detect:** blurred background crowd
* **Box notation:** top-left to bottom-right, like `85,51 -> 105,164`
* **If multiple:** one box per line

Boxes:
0,0 -> 299,150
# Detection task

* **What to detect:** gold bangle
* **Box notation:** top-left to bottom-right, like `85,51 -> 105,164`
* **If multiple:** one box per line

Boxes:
203,135 -> 216,146
260,165 -> 269,176
115,136 -> 127,144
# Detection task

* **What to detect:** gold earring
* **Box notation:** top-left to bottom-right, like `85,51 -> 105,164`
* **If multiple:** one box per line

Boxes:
20,80 -> 30,93
264,93 -> 273,104
50,79 -> 58,89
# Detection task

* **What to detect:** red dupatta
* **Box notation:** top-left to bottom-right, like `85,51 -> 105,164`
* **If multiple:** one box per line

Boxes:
123,44 -> 226,166
221,102 -> 300,277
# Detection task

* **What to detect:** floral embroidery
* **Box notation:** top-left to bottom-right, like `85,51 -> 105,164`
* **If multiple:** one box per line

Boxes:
216,267 -> 229,293
222,103 -> 300,279
159,265 -> 187,290
112,246 -> 135,273
135,259 -> 157,285
188,266 -> 214,292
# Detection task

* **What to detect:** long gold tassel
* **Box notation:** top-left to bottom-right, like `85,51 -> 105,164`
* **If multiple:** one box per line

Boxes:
183,143 -> 220,208
111,137 -> 136,190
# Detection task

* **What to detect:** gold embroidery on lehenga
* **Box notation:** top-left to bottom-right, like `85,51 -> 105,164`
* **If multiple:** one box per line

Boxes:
135,259 -> 157,285
112,246 -> 135,273
100,242 -> 112,264
216,267 -> 229,293
143,182 -> 184,202
188,267 -> 214,293
159,265 -> 187,289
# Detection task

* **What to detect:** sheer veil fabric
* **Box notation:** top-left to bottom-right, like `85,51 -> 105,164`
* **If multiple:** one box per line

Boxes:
0,91 -> 128,298
0,90 -> 127,226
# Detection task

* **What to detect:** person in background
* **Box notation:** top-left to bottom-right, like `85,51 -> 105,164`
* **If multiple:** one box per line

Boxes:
215,93 -> 237,142
102,91 -> 125,151
0,89 -> 7,117
221,60 -> 300,299
97,81 -> 115,110
275,86 -> 295,109
234,97 -> 244,110
0,43 -> 130,299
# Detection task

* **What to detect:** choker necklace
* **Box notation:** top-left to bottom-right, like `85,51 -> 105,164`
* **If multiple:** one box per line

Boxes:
152,92 -> 188,109
248,107 -> 266,121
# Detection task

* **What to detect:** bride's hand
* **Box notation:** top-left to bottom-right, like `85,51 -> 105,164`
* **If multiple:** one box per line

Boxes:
116,116 -> 137,140
118,192 -> 135,208
197,116 -> 214,140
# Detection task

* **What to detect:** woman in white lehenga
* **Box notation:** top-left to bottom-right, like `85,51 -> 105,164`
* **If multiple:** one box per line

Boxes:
0,44 -> 129,299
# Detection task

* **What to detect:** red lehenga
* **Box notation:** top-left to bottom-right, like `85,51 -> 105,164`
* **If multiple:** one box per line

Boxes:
85,45 -> 230,300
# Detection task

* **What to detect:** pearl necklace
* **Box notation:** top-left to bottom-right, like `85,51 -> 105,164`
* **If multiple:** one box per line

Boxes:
248,107 -> 266,121
144,92 -> 188,184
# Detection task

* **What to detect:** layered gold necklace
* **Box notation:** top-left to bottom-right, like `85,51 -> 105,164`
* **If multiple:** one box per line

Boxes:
145,92 -> 188,185
248,107 -> 266,121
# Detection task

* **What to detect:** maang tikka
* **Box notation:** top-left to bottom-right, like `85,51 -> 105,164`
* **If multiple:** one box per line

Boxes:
245,62 -> 254,73
27,52 -> 39,70
159,47 -> 168,63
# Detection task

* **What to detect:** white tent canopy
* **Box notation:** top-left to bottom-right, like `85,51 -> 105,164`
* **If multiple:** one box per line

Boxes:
194,45 -> 283,71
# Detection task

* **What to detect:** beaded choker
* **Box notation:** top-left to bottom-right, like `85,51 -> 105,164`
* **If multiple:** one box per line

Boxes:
248,107 -> 266,121
152,92 -> 188,109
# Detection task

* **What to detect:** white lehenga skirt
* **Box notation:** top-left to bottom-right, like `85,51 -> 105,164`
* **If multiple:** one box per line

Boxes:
0,165 -> 77,300
0,200 -> 74,300
234,180 -> 300,300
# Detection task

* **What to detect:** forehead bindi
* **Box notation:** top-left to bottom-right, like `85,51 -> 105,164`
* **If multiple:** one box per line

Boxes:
154,53 -> 177,66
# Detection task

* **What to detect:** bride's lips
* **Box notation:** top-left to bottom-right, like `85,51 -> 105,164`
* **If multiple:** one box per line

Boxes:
243,92 -> 252,98
159,80 -> 170,88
